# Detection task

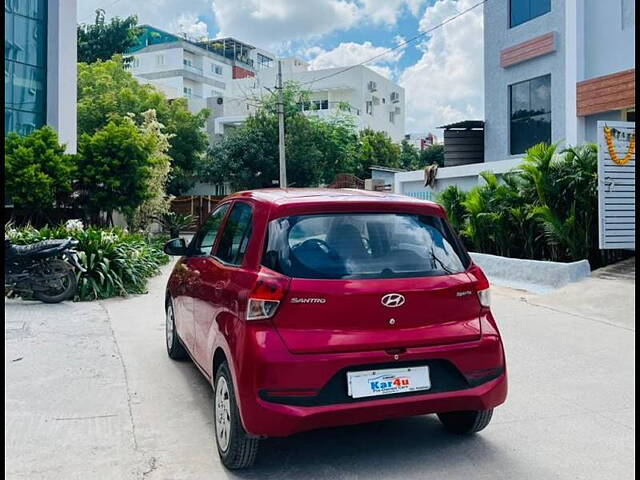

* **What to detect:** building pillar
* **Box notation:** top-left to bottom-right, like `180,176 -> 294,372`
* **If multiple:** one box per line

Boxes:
565,0 -> 581,146
46,0 -> 77,153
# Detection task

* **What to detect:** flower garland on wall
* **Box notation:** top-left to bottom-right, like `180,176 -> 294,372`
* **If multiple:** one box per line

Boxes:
604,125 -> 635,166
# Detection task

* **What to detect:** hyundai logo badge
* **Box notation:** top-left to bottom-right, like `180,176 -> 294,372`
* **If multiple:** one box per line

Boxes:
381,293 -> 405,308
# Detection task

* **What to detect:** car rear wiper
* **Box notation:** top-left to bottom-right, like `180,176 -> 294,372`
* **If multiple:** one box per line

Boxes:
429,246 -> 455,274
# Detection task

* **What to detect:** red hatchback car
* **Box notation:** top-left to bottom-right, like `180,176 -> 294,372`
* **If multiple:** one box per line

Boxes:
163,189 -> 507,469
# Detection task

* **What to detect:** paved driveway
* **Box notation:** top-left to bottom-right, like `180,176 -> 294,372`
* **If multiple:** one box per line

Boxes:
5,262 -> 635,479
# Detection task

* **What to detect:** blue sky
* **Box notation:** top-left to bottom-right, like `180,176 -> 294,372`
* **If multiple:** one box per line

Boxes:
78,0 -> 485,134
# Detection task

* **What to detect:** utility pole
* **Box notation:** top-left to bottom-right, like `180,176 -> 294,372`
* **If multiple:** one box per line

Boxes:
277,60 -> 287,188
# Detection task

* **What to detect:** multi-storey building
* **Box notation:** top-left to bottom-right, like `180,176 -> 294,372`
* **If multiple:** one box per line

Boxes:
484,0 -> 635,161
127,25 -> 276,114
128,29 -> 404,142
5,0 -> 77,153
370,0 -> 635,200
213,58 -> 406,142
404,132 -> 438,150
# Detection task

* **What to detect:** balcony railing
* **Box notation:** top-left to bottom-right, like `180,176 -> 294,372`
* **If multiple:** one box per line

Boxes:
298,101 -> 361,115
183,62 -> 203,74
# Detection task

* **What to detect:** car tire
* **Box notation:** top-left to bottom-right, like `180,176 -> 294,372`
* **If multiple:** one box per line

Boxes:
437,409 -> 494,434
214,362 -> 259,469
166,301 -> 188,360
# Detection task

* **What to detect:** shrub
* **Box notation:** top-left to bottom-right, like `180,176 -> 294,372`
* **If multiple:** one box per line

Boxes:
5,222 -> 169,301
438,142 -> 616,267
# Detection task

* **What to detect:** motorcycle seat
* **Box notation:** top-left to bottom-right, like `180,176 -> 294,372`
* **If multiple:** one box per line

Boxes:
10,239 -> 73,256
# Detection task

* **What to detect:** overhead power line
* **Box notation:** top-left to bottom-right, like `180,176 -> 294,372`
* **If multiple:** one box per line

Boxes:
180,1 -> 488,119
298,0 -> 488,87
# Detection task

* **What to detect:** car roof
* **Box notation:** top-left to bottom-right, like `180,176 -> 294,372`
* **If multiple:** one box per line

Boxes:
227,188 -> 436,205
225,188 -> 444,217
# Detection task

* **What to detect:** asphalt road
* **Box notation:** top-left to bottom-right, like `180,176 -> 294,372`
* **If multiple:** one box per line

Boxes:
5,261 -> 635,479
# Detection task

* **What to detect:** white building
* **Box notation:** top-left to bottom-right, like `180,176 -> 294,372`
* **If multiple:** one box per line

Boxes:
5,0 -> 77,153
127,26 -> 275,115
374,0 -> 636,201
214,59 -> 406,142
484,0 -> 635,161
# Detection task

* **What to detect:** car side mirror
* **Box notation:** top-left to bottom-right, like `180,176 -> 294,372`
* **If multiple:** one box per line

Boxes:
164,238 -> 188,256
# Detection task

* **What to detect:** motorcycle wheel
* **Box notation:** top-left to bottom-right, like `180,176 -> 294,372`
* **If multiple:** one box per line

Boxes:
34,259 -> 77,304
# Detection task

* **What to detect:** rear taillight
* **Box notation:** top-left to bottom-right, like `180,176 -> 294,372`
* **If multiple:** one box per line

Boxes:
468,264 -> 491,308
246,268 -> 289,321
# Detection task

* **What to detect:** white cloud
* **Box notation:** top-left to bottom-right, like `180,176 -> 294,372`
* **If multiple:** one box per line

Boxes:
211,0 -> 361,51
78,1 -> 426,55
304,41 -> 404,79
358,0 -> 426,26
399,0 -> 484,133
172,13 -> 210,40
77,0 -> 484,137
77,1 -> 212,35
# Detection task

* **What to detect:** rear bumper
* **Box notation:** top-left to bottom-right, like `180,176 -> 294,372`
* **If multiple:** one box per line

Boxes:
232,312 -> 507,437
250,372 -> 507,437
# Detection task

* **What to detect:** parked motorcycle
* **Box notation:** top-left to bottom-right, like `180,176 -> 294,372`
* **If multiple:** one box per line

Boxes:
4,237 -> 86,303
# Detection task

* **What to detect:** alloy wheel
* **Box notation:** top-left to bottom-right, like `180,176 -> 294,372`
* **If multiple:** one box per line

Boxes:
215,376 -> 232,452
166,305 -> 174,350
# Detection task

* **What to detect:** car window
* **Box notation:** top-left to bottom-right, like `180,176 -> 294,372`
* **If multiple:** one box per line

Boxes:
192,203 -> 230,255
263,213 -> 469,279
214,202 -> 253,266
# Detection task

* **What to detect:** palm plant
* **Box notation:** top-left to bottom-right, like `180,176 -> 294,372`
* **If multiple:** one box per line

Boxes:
154,211 -> 196,238
431,141 -> 607,265
437,185 -> 468,233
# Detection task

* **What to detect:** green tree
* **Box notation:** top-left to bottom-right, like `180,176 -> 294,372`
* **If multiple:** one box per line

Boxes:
4,126 -> 76,216
311,114 -> 360,185
419,144 -> 445,167
77,116 -> 158,224
77,9 -> 142,64
165,103 -> 210,195
355,129 -> 402,179
77,56 -> 209,194
201,84 -> 361,189
399,139 -> 420,170
127,110 -> 173,230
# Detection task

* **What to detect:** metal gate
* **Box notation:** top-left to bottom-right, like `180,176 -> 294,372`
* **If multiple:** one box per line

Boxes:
597,121 -> 635,250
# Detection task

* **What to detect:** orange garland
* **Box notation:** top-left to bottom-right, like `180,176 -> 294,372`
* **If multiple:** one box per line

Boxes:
604,126 -> 635,166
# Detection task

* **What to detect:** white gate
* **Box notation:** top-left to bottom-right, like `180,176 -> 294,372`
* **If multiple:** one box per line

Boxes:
597,121 -> 635,250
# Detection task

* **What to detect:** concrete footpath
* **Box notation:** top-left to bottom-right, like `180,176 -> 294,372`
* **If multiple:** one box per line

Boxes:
4,261 -> 635,479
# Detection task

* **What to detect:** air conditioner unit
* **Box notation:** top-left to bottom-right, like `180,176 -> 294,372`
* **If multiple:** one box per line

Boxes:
390,92 -> 400,103
367,81 -> 378,92
395,106 -> 401,114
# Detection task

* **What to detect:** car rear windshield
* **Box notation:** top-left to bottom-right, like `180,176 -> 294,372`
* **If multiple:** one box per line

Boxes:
262,213 -> 470,279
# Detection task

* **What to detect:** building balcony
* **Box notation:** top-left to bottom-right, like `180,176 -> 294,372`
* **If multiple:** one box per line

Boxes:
183,62 -> 203,75
299,101 -> 361,116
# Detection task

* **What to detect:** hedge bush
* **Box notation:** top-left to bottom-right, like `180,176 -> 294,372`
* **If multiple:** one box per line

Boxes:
438,142 -> 629,268
5,221 -> 169,301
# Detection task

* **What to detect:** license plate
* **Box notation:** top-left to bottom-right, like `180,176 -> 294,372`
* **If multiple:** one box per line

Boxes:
347,366 -> 431,399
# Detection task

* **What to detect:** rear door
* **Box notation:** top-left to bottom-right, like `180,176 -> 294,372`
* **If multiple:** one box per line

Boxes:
193,201 -> 254,371
265,212 -> 481,354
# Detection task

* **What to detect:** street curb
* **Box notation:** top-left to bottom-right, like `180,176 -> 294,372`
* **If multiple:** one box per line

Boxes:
469,252 -> 591,294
